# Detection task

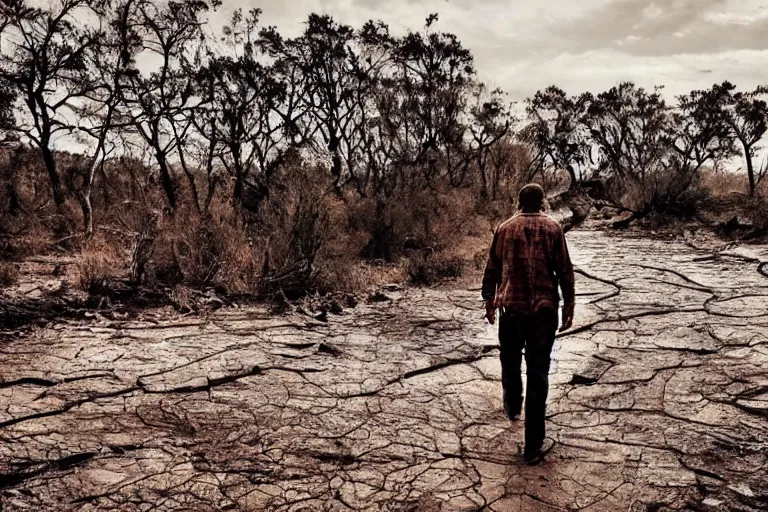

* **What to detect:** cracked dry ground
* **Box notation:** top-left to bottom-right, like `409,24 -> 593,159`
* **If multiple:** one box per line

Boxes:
2,232 -> 768,512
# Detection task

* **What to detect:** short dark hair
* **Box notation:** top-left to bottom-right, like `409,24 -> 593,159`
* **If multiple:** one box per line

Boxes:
518,183 -> 545,212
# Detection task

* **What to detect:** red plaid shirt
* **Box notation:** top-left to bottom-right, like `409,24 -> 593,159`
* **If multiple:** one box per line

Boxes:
482,213 -> 575,313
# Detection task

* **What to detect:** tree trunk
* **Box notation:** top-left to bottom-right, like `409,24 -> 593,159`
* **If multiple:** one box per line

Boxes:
233,169 -> 245,205
203,135 -> 217,212
231,143 -> 246,207
745,143 -> 756,196
81,193 -> 94,238
81,157 -> 102,238
157,155 -> 177,210
205,175 -> 219,212
98,163 -> 111,205
175,128 -> 201,213
41,145 -> 66,207
331,154 -> 343,189
180,161 -> 201,213
567,165 -> 578,192
130,218 -> 158,286
329,132 -> 344,191
492,164 -> 502,200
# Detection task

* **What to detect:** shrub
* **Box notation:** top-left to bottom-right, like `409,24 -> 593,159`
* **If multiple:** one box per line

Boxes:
603,163 -> 712,226
646,180 -> 711,224
73,198 -> 259,295
151,202 -> 258,293
407,251 -> 465,286
76,234 -> 125,290
0,262 -> 19,287
351,197 -> 409,262
258,198 -> 329,297
746,192 -> 768,237
351,187 -> 477,263
256,165 -> 344,298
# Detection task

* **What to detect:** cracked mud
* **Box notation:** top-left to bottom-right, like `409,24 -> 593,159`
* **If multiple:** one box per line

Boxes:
1,231 -> 767,511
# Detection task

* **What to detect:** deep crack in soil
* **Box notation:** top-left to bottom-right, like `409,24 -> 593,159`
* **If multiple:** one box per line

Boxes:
1,231 -> 767,511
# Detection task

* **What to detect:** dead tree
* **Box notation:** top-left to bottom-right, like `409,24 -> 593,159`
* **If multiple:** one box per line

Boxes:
117,0 -> 219,212
706,82 -> 768,196
520,86 -> 591,191
0,0 -> 111,208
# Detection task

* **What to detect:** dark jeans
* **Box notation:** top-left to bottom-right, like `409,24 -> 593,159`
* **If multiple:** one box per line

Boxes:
498,307 -> 558,451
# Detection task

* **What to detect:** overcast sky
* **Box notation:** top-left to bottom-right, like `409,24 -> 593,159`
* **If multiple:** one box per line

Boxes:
213,0 -> 768,101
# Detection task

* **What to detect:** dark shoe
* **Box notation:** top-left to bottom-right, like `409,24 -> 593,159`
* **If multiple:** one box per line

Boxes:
502,390 -> 522,421
504,402 -> 521,421
523,438 -> 555,466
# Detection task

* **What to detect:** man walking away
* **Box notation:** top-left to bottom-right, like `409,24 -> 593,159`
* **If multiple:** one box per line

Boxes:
481,183 -> 575,466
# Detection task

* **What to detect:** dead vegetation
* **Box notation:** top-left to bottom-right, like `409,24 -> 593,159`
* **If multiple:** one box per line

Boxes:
0,262 -> 18,287
1,144 -> 767,333
0,2 -> 766,327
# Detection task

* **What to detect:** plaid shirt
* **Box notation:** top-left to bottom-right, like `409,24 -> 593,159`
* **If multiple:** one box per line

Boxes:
482,212 -> 575,313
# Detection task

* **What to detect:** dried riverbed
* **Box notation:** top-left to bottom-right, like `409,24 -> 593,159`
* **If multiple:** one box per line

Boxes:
1,231 -> 767,511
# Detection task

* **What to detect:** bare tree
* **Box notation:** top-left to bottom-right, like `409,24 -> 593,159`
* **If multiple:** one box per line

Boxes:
468,86 -> 512,197
118,0 -> 220,211
71,0 -> 141,236
387,14 -> 476,190
707,82 -> 768,195
188,65 -> 221,211
671,87 -> 736,180
281,14 -> 363,188
196,9 -> 305,212
359,72 -> 400,196
583,84 -> 668,183
342,20 -> 394,195
520,86 -> 591,190
0,0 -> 111,208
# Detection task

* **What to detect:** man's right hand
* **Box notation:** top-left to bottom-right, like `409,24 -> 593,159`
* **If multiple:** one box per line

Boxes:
485,301 -> 497,325
560,304 -> 574,332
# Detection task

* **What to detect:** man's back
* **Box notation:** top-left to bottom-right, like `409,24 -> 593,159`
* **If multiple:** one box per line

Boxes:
482,212 -> 574,314
481,183 -> 576,465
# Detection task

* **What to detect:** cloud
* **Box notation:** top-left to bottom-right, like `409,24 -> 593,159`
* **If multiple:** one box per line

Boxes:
532,0 -> 768,57
219,0 -> 768,100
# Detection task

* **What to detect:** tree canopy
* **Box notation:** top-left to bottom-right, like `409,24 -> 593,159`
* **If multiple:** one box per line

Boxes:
1,2 -> 766,236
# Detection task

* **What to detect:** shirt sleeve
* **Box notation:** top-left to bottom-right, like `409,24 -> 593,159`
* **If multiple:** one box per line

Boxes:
481,229 -> 502,302
554,227 -> 575,305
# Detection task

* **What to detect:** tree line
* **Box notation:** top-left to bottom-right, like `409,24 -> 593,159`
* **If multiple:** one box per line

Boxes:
1,0 -> 767,237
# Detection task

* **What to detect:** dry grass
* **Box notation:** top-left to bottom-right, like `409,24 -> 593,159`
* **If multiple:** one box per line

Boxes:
76,233 -> 126,290
5,142 -> 766,305
254,164 -> 360,297
0,153 -> 59,258
699,168 -> 750,197
350,187 -> 478,262
0,222 -> 53,259
153,202 -> 258,293
0,262 -> 19,287
345,186 -> 480,289
407,251 -> 465,285
695,171 -> 768,237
